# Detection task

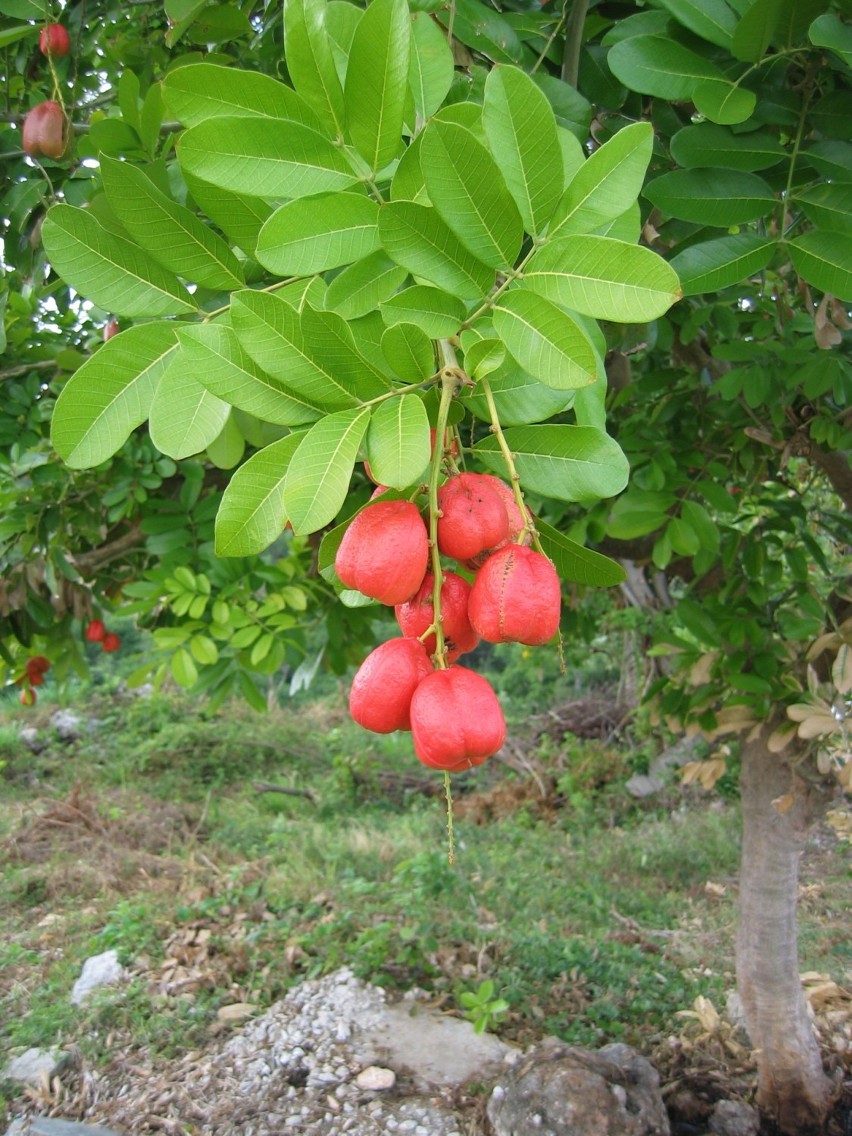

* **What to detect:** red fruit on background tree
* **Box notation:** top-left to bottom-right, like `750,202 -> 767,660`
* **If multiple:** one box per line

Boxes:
39,24 -> 71,57
22,101 -> 66,159
102,632 -> 121,653
395,572 -> 479,663
85,619 -> 106,642
19,687 -> 37,707
103,319 -> 120,342
436,473 -> 510,562
335,499 -> 428,605
410,666 -> 506,771
26,656 -> 50,677
349,638 -> 433,733
469,544 -> 562,646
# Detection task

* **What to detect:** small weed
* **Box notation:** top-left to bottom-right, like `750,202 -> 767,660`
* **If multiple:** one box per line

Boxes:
459,979 -> 509,1034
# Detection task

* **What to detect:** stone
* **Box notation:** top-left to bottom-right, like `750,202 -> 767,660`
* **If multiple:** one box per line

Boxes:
19,727 -> 45,753
709,1099 -> 760,1136
4,1120 -> 123,1136
355,1066 -> 396,1090
50,711 -> 82,742
2,1049 -> 59,1084
487,1040 -> 670,1136
626,736 -> 704,798
70,949 -> 126,1006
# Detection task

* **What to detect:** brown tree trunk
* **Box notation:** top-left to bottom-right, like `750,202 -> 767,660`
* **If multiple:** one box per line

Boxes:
737,723 -> 834,1134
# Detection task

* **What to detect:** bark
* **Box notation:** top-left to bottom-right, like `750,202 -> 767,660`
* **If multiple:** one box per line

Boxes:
737,723 -> 834,1134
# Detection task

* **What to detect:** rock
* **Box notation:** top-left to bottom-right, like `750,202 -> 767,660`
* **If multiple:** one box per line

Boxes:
4,1120 -> 123,1136
2,1048 -> 59,1084
709,1099 -> 760,1136
355,1065 -> 396,1090
19,727 -> 46,753
626,736 -> 704,798
50,711 -> 82,743
488,1039 -> 670,1136
70,950 -> 126,1006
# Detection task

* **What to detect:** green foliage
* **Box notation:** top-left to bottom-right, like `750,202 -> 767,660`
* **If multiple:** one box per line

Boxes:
459,978 -> 509,1034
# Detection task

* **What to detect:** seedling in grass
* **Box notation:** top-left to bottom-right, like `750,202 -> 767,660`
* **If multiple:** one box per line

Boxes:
459,979 -> 510,1035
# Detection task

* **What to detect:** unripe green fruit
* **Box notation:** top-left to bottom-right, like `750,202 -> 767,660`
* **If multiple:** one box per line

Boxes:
469,544 -> 561,646
410,666 -> 506,771
395,572 -> 479,663
335,500 -> 428,605
349,638 -> 433,733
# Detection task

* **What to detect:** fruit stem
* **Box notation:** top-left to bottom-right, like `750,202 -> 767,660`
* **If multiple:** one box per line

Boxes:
479,375 -> 536,546
443,770 -> 456,866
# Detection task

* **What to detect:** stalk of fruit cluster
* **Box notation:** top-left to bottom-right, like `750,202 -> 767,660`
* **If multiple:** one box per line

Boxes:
479,376 -> 535,545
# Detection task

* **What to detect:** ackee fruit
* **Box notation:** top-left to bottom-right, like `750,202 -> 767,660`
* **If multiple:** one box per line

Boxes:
349,638 -> 433,733
85,619 -> 106,642
436,473 -> 509,562
469,544 -> 561,646
335,499 -> 428,605
39,24 -> 71,57
410,666 -> 506,771
395,572 -> 479,663
22,101 -> 67,159
102,632 -> 121,653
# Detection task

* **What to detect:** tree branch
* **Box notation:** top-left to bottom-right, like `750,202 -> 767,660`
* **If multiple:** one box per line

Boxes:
560,0 -> 588,88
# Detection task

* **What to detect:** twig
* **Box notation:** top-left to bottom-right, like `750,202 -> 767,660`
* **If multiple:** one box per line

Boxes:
251,781 -> 317,804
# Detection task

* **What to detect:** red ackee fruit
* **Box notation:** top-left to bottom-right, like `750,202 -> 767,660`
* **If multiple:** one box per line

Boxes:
462,474 -> 533,569
103,319 -> 120,342
26,656 -> 50,676
349,638 -> 433,733
469,544 -> 562,646
410,666 -> 506,771
39,24 -> 71,57
19,687 -> 37,707
436,473 -> 510,562
22,101 -> 67,159
335,500 -> 429,605
102,632 -> 121,653
395,572 -> 479,663
85,619 -> 106,642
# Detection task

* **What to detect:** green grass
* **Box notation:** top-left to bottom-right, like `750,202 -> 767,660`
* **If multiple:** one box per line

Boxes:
1,677 -> 847,1123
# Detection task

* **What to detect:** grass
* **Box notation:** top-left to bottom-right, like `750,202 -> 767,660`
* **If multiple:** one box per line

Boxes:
1,671 -> 848,1124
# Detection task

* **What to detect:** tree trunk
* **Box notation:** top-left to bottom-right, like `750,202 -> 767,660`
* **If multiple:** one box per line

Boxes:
737,723 -> 834,1134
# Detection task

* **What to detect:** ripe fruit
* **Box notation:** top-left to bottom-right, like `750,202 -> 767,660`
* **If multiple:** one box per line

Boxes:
103,319 -> 120,342
85,619 -> 106,643
19,687 -> 37,707
410,666 -> 506,771
395,572 -> 479,663
436,473 -> 510,562
39,24 -> 71,57
335,500 -> 429,605
22,101 -> 66,159
349,638 -> 433,733
469,545 -> 562,646
102,632 -> 121,653
26,656 -> 50,676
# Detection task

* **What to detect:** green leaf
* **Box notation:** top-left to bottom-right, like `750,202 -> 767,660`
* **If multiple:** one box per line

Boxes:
802,141 -> 852,181
670,123 -> 786,171
439,0 -> 532,66
256,191 -> 380,276
795,184 -> 852,236
788,231 -> 852,300
420,120 -> 524,270
809,12 -> 852,67
178,322 -> 322,424
607,34 -> 726,100
230,290 -> 371,412
162,61 -> 322,129
692,80 -> 756,126
345,0 -> 410,173
474,425 -> 629,502
0,23 -> 34,48
171,648 -> 199,689
463,368 -> 575,426
652,0 -> 737,48
378,201 -> 495,300
215,434 -> 302,556
409,12 -> 455,120
325,251 -> 409,320
206,411 -> 246,470
493,290 -> 598,390
100,156 -> 244,291
183,173 -> 272,254
51,324 -> 178,468
301,304 -> 393,399
177,117 -> 357,200
644,169 -> 776,226
522,235 -> 681,322
284,407 -> 371,533
607,490 -> 674,539
381,323 -> 435,380
184,4 -> 253,45
42,205 -> 195,318
681,500 -> 719,556
482,66 -> 563,237
365,395 -> 431,488
379,285 -> 466,337
149,351 -> 231,458
463,337 -> 505,379
536,520 -> 627,586
284,0 -> 346,136
549,121 -> 653,239
671,234 -> 776,295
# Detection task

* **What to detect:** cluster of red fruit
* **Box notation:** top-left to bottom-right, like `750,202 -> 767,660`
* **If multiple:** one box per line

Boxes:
337,471 -> 561,773
17,655 -> 50,706
86,620 -> 121,653
22,25 -> 71,160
